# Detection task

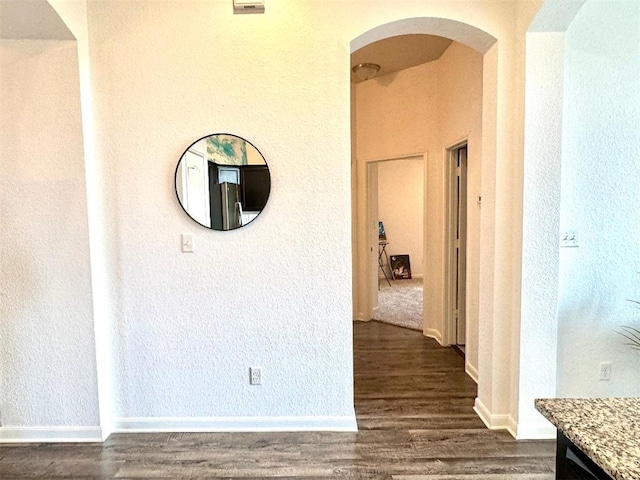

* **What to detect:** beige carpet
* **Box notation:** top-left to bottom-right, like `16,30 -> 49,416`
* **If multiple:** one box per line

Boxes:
371,278 -> 423,331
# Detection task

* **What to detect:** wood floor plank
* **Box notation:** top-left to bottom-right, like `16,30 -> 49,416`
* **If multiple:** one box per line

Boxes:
393,475 -> 553,480
0,320 -> 554,479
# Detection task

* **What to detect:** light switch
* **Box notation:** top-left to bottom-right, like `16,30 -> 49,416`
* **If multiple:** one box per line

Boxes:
182,234 -> 194,253
560,230 -> 578,248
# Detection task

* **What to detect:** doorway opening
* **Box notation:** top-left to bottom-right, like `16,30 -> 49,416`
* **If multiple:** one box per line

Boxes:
446,143 -> 468,356
368,156 -> 425,332
351,14 -> 500,429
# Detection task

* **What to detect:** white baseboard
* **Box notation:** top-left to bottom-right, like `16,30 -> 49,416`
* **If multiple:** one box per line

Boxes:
507,415 -> 518,438
113,415 -> 358,433
465,361 -> 479,383
473,400 -> 555,440
514,419 -> 556,440
0,426 -> 103,443
473,398 -> 509,431
0,415 -> 358,442
424,328 -> 444,345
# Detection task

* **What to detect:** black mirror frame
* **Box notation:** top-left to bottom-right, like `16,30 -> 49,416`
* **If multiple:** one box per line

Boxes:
174,133 -> 271,231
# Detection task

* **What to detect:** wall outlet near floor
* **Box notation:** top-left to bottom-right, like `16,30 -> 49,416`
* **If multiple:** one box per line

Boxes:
599,362 -> 611,381
249,367 -> 262,385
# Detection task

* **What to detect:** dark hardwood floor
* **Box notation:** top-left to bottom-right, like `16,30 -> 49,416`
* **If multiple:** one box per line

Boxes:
0,320 -> 555,479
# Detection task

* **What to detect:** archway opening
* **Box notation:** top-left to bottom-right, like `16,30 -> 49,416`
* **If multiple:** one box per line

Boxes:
350,16 -> 498,427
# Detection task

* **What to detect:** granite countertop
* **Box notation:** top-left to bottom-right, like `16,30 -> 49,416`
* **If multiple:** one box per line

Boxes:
535,397 -> 640,480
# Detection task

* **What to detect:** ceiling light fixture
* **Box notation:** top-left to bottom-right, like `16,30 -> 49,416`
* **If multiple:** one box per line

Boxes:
352,63 -> 381,81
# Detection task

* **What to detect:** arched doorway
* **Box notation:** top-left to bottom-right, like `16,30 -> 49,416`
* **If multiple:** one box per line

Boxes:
350,16 -> 500,428
352,18 -> 496,379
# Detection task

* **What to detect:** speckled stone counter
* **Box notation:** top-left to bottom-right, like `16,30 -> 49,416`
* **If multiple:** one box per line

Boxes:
535,398 -> 640,480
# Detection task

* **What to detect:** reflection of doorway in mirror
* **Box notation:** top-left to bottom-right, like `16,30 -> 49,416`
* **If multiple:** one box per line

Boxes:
179,149 -> 211,228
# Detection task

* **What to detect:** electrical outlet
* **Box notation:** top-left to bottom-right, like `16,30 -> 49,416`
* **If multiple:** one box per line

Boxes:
600,362 -> 611,381
249,367 -> 262,385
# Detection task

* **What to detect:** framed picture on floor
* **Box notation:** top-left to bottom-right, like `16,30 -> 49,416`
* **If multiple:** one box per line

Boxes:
390,254 -> 411,280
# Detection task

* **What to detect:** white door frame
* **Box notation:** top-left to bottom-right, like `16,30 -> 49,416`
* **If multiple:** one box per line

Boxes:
444,140 -> 468,346
354,152 -> 426,325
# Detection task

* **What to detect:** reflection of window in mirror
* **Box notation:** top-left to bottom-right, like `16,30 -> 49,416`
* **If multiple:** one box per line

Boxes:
218,166 -> 240,184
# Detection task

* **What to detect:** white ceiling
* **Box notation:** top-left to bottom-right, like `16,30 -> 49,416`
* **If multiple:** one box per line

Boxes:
351,34 -> 453,83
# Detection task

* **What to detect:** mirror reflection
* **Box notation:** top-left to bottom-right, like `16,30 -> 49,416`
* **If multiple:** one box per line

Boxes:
175,134 -> 271,230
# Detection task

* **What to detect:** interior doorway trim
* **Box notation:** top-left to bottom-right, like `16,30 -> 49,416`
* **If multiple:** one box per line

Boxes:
351,14 -> 523,437
444,139 -> 468,347
361,151 -> 425,164
354,151 -> 426,326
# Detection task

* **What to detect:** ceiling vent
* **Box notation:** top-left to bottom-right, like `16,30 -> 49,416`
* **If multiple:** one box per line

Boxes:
233,0 -> 265,13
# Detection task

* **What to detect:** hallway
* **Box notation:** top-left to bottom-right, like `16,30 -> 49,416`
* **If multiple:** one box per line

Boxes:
355,320 -> 478,429
0,322 -> 554,478
353,321 -> 554,477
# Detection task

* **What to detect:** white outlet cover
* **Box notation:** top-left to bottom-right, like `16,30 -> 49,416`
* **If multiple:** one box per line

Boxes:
250,367 -> 262,385
599,362 -> 611,381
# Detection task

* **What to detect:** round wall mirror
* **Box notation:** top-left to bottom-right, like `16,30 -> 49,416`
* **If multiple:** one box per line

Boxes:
175,134 -> 271,230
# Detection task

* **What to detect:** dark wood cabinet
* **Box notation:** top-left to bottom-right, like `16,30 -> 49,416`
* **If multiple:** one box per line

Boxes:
555,431 -> 612,479
240,165 -> 270,212
208,163 -> 270,213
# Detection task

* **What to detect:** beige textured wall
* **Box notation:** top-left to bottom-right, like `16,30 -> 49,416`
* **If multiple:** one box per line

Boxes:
355,61 -> 440,161
557,0 -> 640,398
377,159 -> 424,278
2,0 -> 554,440
437,42 -> 484,379
0,40 -> 100,429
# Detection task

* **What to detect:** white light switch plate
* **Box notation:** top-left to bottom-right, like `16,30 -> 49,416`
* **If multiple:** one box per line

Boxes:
560,230 -> 578,248
182,234 -> 194,253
